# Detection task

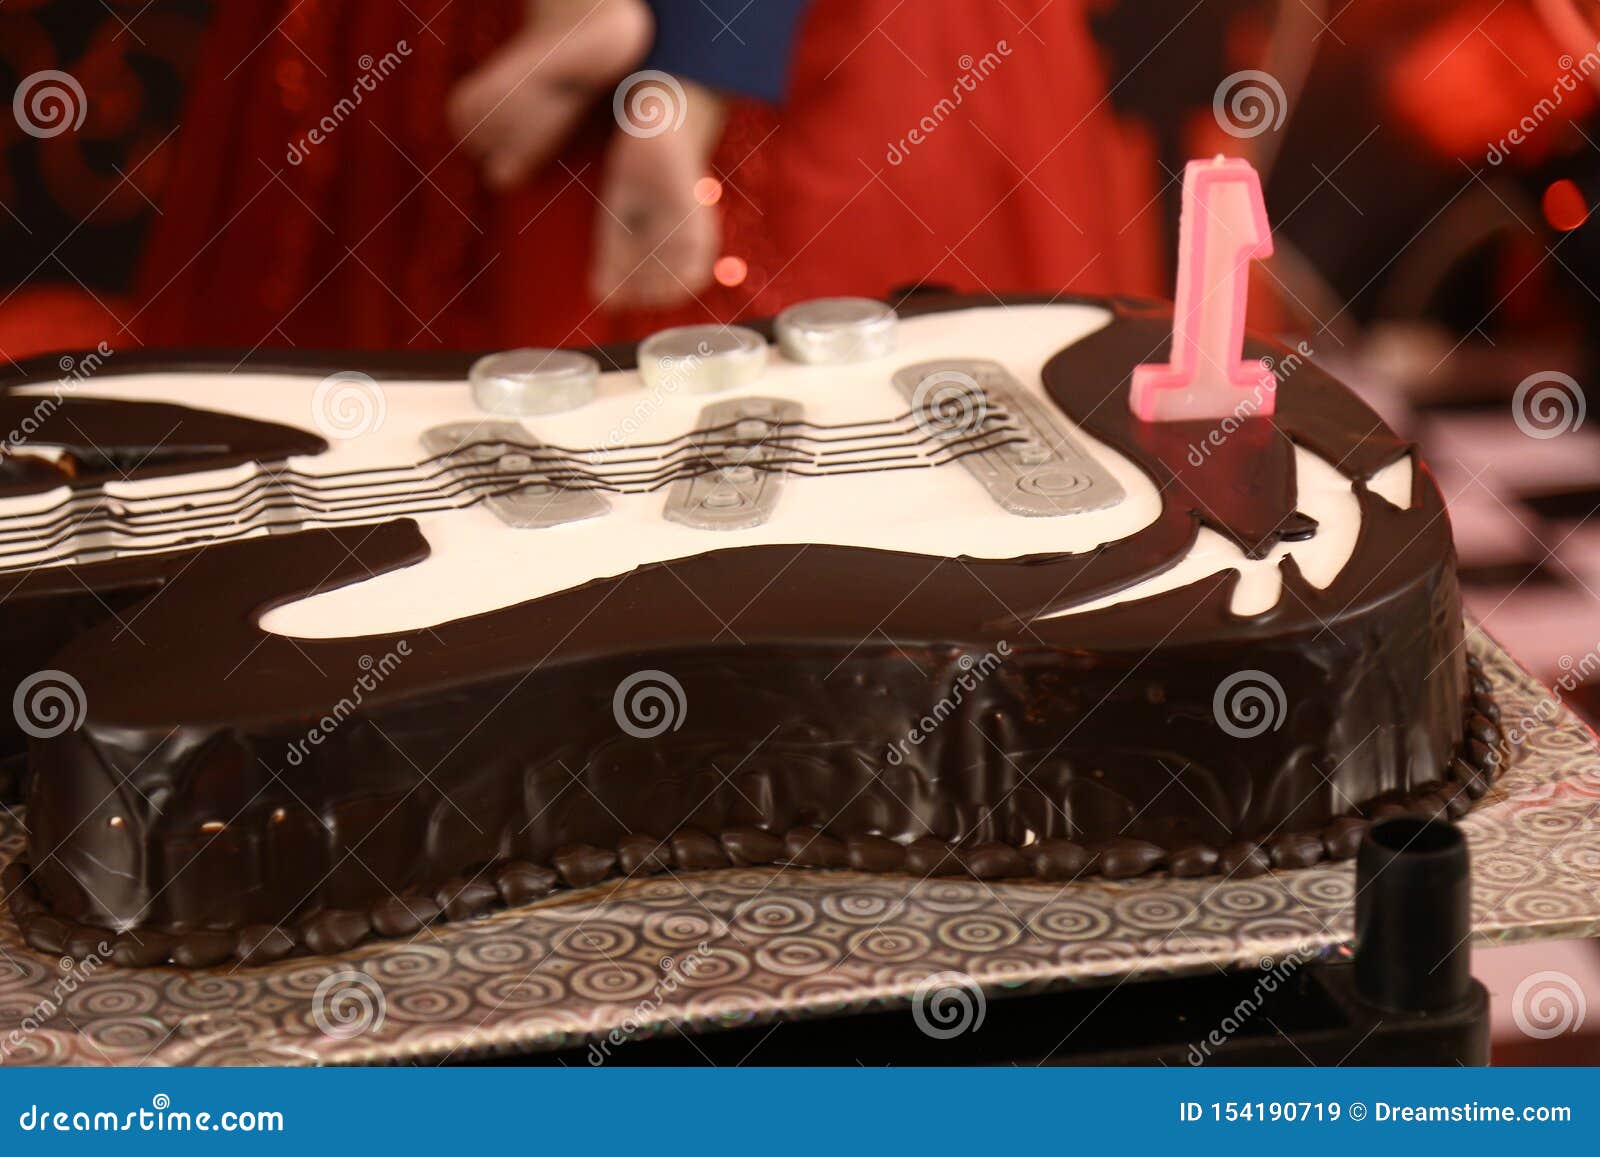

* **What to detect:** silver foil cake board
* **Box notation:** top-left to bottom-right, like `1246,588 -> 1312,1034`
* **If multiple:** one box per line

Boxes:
1,626 -> 1596,1067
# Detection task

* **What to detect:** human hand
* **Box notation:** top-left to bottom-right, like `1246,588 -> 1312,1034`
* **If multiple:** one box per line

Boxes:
591,77 -> 728,311
449,0 -> 654,190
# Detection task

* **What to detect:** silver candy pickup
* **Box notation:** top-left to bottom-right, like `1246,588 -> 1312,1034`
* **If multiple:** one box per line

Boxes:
891,359 -> 1124,517
663,397 -> 802,531
420,421 -> 610,529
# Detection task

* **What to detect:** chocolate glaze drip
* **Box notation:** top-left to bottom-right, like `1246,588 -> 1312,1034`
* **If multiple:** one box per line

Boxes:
3,297 -> 1472,966
1040,298 -> 1408,556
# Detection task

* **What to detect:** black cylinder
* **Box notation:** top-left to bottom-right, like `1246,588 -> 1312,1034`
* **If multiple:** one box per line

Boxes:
1354,816 -> 1473,1013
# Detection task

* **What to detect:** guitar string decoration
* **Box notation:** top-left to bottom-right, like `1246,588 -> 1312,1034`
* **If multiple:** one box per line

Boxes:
1129,156 -> 1277,423
663,397 -> 804,531
0,411 -> 1027,546
0,373 -> 1125,571
420,420 -> 613,530
892,359 -> 1124,517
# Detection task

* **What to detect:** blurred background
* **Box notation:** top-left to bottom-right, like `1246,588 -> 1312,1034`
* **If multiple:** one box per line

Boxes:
2,0 -> 1598,1061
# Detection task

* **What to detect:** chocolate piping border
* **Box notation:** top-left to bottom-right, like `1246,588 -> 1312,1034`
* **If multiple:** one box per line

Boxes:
5,664 -> 1506,969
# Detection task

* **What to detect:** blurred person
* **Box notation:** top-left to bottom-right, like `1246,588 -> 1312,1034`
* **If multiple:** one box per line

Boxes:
130,0 -> 1161,351
1245,0 -> 1600,345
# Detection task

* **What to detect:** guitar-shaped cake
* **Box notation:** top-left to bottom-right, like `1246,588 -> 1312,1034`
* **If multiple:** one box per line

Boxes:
0,296 -> 1496,967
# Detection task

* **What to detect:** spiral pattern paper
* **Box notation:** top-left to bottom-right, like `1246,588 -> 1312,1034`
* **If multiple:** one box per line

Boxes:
1,628 -> 1596,1066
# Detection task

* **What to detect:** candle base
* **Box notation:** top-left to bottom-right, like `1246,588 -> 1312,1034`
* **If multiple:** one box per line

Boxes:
1130,364 -> 1277,423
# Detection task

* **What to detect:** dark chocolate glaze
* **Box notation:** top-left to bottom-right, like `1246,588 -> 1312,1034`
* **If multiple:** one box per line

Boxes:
1041,298 -> 1408,555
3,297 -> 1472,965
0,395 -> 324,499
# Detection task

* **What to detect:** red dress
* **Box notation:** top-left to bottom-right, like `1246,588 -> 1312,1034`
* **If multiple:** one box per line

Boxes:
133,0 -> 1161,350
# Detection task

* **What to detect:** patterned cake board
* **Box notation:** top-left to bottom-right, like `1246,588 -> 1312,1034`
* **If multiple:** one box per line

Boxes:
0,626 -> 1595,1067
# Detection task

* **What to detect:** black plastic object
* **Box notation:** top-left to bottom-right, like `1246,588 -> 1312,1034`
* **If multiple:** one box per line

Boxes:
469,819 -> 1490,1066
1355,816 -> 1474,1013
473,958 -> 1489,1066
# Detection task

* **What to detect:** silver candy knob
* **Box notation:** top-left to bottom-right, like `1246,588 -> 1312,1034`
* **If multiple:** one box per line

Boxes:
775,297 -> 897,364
703,488 -> 745,509
470,348 -> 599,416
1014,440 -> 1052,465
638,325 -> 767,395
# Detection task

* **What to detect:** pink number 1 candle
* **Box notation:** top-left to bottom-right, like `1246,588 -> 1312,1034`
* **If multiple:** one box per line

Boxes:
1129,156 -> 1276,423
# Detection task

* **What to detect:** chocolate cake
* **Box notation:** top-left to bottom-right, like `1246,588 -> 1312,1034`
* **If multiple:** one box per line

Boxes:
0,296 -> 1503,968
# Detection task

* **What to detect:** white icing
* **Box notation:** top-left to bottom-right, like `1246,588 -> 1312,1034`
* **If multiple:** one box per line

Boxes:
1041,446 -> 1360,621
3,305 -> 1377,640
1366,453 -> 1415,511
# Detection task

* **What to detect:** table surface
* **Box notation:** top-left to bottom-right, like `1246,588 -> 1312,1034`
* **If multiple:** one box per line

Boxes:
1,625 -> 1596,1066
